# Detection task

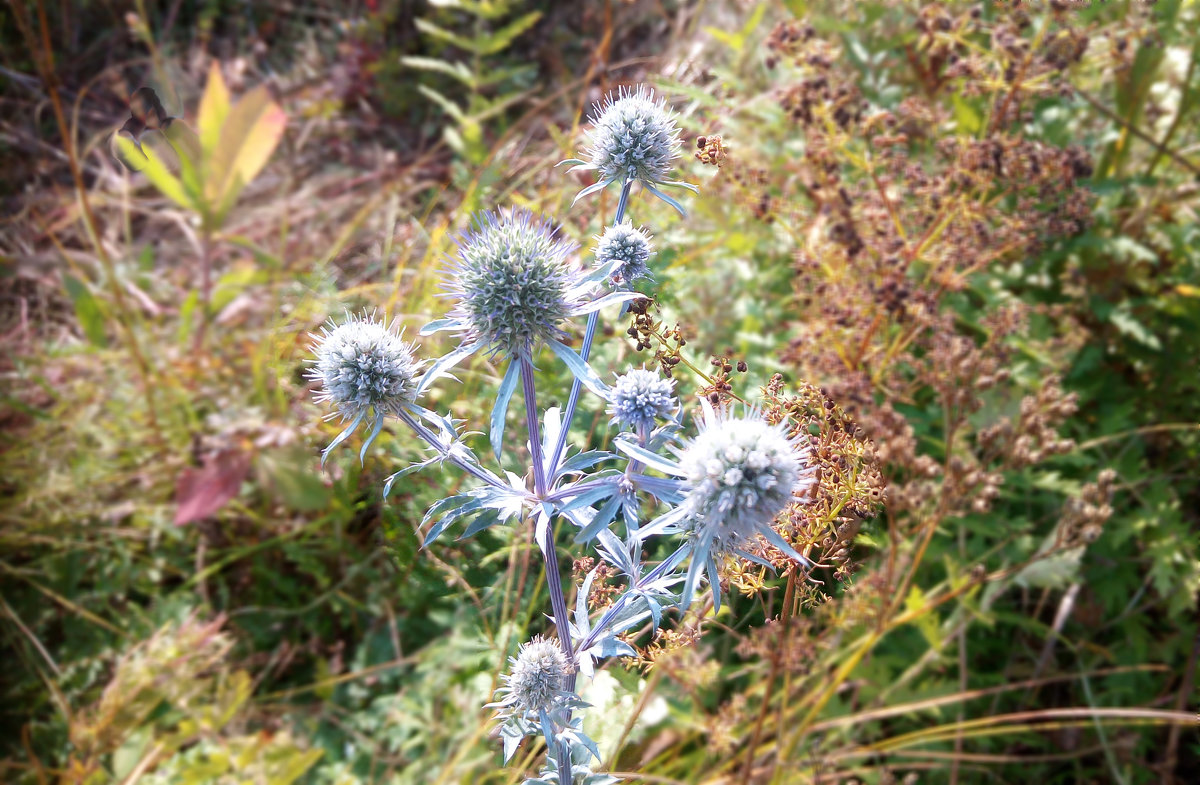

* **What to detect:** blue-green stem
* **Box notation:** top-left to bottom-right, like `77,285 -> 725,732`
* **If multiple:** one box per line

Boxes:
520,353 -> 576,784
546,180 -> 633,476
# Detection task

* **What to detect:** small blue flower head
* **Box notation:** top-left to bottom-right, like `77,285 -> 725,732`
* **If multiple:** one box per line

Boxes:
492,635 -> 574,718
560,85 -> 697,215
308,311 -> 422,460
442,209 -> 583,358
608,368 -> 676,432
595,221 -> 654,287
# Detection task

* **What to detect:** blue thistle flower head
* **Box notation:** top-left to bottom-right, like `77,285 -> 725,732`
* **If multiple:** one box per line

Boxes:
491,635 -> 574,717
308,311 -> 423,461
594,221 -> 654,287
308,311 -> 421,422
585,85 -> 681,187
608,368 -> 676,431
444,210 -> 583,358
560,85 -> 697,215
679,406 -> 815,554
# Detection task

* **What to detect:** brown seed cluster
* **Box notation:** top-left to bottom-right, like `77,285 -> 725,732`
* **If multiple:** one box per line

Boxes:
625,296 -> 688,377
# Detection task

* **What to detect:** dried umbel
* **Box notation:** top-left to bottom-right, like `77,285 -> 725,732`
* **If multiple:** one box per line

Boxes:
308,312 -> 422,457
443,210 -> 581,358
594,221 -> 654,287
607,368 -> 677,432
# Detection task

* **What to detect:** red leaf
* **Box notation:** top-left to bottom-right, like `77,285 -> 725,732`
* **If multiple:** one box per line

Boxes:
175,449 -> 251,526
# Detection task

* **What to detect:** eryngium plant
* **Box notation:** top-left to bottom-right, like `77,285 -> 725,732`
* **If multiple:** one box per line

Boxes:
310,85 -> 820,785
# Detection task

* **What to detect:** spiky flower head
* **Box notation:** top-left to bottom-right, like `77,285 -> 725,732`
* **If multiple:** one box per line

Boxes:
445,210 -> 582,358
594,221 -> 654,287
308,311 -> 421,425
585,86 -> 681,187
608,368 -> 676,432
499,636 -> 572,715
678,407 -> 815,554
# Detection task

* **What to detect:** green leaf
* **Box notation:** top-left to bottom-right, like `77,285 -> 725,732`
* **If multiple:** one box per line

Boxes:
62,275 -> 107,347
418,84 -> 466,122
400,55 -> 475,87
116,135 -> 194,211
952,95 -> 982,136
475,10 -> 541,56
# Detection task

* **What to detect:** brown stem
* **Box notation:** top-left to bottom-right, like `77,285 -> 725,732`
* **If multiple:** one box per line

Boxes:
13,0 -> 162,438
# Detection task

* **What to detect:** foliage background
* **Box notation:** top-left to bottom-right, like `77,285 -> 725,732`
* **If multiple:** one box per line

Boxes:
1,0 -> 1197,784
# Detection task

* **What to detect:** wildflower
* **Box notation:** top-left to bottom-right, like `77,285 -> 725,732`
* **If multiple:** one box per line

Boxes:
676,404 -> 817,608
440,210 -> 580,358
308,311 -> 422,461
421,210 -> 643,418
560,85 -> 697,215
608,368 -> 676,432
594,221 -> 654,287
492,636 -> 574,717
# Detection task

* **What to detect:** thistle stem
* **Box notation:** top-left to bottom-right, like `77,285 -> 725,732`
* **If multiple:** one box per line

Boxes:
521,353 -> 576,785
398,410 -> 507,490
547,179 -> 633,475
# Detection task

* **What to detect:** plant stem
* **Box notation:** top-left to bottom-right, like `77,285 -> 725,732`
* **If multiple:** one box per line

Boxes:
521,354 -> 576,784
547,180 -> 633,474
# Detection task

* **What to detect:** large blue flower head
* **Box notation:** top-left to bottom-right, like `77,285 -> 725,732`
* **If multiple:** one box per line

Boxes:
608,368 -> 676,432
585,85 -> 681,187
444,209 -> 583,358
594,221 -> 654,287
679,405 -> 816,555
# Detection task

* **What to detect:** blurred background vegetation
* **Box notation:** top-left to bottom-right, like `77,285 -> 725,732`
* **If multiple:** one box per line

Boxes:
1,0 -> 1197,784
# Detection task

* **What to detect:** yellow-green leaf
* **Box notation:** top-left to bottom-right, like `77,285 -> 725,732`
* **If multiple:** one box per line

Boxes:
198,60 -> 230,157
116,135 -> 194,211
207,85 -> 287,220
905,585 -> 942,651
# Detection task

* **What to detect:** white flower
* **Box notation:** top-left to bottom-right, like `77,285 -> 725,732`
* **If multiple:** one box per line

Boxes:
561,85 -> 697,214
440,209 -> 581,358
494,635 -> 573,716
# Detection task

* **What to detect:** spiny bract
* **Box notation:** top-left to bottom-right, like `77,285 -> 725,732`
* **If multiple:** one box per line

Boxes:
594,221 -> 654,287
678,408 -> 815,552
585,86 -> 682,187
608,368 -> 676,431
447,210 -> 580,357
500,636 -> 572,715
308,312 -> 421,423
